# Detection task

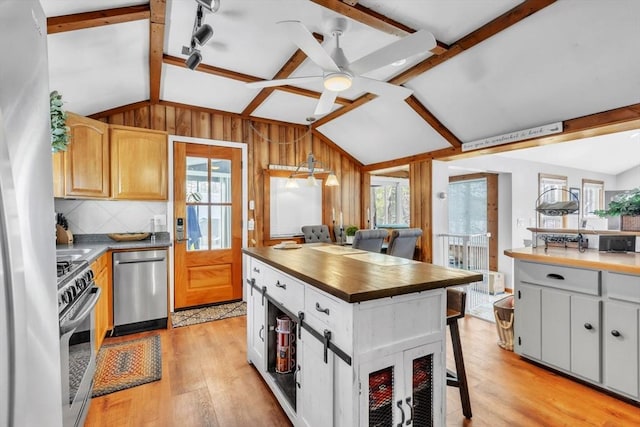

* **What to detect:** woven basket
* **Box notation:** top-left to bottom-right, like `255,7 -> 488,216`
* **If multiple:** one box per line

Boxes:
621,216 -> 640,232
494,295 -> 514,351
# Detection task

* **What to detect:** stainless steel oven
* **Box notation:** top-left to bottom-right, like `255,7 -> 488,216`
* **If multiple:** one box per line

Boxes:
57,260 -> 100,427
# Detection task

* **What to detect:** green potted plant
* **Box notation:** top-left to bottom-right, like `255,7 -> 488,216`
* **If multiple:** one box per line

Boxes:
50,90 -> 70,152
594,187 -> 640,231
345,225 -> 358,244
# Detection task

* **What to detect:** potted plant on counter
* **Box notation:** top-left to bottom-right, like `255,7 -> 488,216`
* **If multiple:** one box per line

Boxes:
594,187 -> 640,231
345,225 -> 358,244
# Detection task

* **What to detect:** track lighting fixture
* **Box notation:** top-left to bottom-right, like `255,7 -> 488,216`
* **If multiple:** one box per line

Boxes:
185,49 -> 202,70
183,3 -> 218,71
193,24 -> 213,45
196,0 -> 220,13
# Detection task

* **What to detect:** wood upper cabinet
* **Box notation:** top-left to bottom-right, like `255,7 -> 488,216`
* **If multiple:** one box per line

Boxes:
110,125 -> 168,200
56,112 -> 110,198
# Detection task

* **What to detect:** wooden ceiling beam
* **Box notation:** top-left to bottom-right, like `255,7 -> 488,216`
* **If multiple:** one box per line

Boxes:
362,103 -> 640,170
405,96 -> 462,148
311,94 -> 377,128
163,54 -> 352,107
310,0 -> 448,54
243,33 -> 325,116
149,0 -> 166,104
46,5 -> 150,34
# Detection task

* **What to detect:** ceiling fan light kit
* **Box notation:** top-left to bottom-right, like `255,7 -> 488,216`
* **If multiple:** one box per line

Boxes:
246,18 -> 437,115
285,152 -> 340,188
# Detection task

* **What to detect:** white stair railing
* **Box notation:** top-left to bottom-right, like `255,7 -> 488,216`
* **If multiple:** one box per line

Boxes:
437,233 -> 491,312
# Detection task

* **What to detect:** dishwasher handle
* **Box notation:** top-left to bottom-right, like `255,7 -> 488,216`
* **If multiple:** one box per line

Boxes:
115,257 -> 166,265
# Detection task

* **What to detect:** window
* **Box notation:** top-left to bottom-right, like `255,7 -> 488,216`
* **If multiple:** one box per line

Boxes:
582,179 -> 604,218
371,177 -> 410,227
538,173 -> 568,228
448,178 -> 487,234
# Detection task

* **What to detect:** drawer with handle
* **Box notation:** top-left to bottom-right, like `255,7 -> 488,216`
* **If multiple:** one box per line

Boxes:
518,261 -> 600,296
304,286 -> 352,353
264,268 -> 304,314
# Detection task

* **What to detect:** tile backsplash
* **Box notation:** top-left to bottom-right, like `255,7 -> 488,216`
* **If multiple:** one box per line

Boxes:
54,199 -> 168,235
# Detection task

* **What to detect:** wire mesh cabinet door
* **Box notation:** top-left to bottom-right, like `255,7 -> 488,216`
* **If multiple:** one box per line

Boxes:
359,342 -> 442,427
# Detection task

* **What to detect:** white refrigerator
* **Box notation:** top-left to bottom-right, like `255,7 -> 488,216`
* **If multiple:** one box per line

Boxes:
0,0 -> 64,426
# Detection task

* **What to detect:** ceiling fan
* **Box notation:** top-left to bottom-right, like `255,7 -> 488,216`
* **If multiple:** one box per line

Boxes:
246,18 -> 436,116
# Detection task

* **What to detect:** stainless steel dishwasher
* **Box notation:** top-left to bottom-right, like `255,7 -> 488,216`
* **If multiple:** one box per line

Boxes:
113,249 -> 168,335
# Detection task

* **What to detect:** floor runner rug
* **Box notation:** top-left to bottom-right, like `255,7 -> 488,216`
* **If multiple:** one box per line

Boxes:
92,335 -> 161,397
171,301 -> 246,328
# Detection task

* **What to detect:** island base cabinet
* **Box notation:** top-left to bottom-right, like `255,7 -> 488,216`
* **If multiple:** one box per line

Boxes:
604,302 -> 639,398
359,342 -> 442,427
541,289 -> 571,370
570,296 -> 601,382
515,283 -> 542,359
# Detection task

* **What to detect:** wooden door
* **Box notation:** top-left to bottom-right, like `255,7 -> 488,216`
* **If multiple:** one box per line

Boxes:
110,125 -> 168,200
174,142 -> 243,309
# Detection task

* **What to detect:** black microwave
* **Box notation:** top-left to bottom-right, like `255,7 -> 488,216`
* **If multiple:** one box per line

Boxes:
598,235 -> 636,252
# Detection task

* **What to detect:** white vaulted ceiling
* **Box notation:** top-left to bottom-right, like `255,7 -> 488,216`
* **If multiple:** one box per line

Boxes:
40,0 -> 640,170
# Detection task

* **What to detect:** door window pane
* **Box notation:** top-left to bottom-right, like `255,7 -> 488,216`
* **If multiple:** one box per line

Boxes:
211,206 -> 231,249
211,159 -> 231,203
186,156 -> 208,203
187,205 -> 208,251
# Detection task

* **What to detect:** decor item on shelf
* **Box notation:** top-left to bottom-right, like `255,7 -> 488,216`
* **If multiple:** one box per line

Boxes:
50,90 -> 70,152
594,187 -> 640,231
533,188 -> 580,251
345,225 -> 358,244
284,152 -> 339,188
182,0 -> 220,70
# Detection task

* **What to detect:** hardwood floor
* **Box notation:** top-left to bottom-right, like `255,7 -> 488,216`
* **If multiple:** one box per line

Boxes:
85,315 -> 640,427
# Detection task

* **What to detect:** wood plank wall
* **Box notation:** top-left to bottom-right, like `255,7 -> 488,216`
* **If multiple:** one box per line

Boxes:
93,103 -> 362,247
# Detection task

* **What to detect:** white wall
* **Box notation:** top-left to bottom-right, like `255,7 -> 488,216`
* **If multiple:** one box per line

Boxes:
617,165 -> 640,189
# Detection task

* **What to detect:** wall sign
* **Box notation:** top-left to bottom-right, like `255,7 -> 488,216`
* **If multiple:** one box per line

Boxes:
462,122 -> 563,152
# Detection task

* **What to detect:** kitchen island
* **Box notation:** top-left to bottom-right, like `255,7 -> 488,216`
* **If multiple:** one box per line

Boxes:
505,247 -> 640,402
243,243 -> 482,426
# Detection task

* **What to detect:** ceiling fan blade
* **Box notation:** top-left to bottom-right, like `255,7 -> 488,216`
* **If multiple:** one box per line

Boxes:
355,76 -> 413,100
314,89 -> 339,115
278,20 -> 340,72
246,76 -> 321,89
350,29 -> 436,75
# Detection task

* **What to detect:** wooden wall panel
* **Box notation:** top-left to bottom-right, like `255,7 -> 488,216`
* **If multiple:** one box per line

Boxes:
93,103 -> 365,247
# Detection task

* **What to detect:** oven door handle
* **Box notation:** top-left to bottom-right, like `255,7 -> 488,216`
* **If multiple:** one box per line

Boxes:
60,287 -> 101,335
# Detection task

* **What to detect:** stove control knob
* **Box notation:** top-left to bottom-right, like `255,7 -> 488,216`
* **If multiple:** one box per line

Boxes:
65,289 -> 74,303
60,293 -> 68,304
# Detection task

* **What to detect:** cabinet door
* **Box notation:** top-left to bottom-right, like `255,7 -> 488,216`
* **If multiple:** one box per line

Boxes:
402,342 -> 442,427
541,288 -> 570,370
52,151 -> 64,197
360,354 -> 398,427
515,283 -> 541,359
64,113 -> 110,198
298,330 -> 334,427
604,302 -> 639,397
110,126 -> 168,200
246,258 -> 266,371
570,295 -> 601,382
92,254 -> 110,351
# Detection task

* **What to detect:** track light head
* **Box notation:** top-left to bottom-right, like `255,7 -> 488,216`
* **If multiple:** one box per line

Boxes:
185,49 -> 202,70
195,0 -> 220,13
193,24 -> 213,46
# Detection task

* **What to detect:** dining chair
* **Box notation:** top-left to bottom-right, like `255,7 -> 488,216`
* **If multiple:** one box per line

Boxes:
351,229 -> 389,252
386,228 -> 423,259
446,287 -> 472,419
301,225 -> 332,243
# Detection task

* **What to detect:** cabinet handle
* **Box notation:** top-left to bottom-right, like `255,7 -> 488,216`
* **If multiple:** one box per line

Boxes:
546,273 -> 565,280
584,323 -> 593,330
259,325 -> 264,342
611,330 -> 621,337
396,400 -> 405,427
405,397 -> 414,425
295,364 -> 301,389
275,280 -> 286,290
315,302 -> 330,315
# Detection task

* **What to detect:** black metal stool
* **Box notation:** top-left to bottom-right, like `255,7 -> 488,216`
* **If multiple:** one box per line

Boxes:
446,287 -> 472,419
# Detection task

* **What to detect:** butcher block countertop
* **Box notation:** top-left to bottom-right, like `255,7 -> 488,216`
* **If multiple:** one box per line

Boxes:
505,247 -> 640,275
243,243 -> 483,303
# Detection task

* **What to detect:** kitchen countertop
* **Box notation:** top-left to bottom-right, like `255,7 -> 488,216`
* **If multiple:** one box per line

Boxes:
243,243 -> 483,303
505,247 -> 640,275
56,233 -> 172,264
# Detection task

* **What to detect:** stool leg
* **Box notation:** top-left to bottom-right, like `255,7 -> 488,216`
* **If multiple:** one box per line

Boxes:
449,319 -> 472,419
